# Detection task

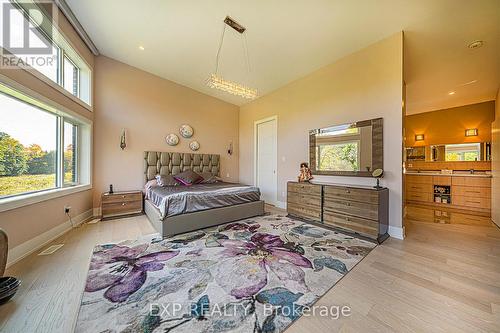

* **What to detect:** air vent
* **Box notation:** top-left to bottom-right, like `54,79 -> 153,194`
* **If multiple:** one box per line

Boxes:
38,244 -> 64,256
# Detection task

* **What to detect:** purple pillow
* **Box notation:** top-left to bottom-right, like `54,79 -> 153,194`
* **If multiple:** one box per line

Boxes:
173,170 -> 203,186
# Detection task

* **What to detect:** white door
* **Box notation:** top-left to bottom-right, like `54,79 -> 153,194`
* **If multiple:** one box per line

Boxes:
255,117 -> 277,205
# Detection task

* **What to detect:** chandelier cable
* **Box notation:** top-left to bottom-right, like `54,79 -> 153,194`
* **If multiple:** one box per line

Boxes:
214,22 -> 226,74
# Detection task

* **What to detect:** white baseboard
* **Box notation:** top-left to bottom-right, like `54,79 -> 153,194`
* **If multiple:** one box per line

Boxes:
6,209 -> 93,268
388,225 -> 405,240
93,207 -> 101,217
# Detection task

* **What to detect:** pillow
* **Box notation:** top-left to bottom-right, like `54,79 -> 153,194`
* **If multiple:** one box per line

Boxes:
173,170 -> 203,186
144,179 -> 160,199
200,172 -> 222,184
155,174 -> 180,187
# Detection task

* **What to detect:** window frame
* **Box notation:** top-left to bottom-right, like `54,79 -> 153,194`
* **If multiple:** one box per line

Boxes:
0,0 -> 93,110
0,75 -> 92,213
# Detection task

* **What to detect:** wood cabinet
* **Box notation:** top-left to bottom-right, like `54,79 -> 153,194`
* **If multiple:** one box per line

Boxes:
405,174 -> 491,215
287,182 -> 389,243
101,191 -> 143,220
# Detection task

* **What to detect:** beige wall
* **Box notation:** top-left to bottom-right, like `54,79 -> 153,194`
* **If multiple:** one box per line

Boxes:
93,56 -> 239,207
0,6 -> 94,249
492,89 -> 500,227
239,33 -> 404,229
405,101 -> 495,147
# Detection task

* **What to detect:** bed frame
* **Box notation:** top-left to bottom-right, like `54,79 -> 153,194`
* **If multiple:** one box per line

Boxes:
143,151 -> 265,238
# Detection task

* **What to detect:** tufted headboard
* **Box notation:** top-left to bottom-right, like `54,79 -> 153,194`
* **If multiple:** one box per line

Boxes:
144,151 -> 220,183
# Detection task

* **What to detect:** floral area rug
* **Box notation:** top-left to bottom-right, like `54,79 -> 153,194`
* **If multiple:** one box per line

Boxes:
75,214 -> 376,333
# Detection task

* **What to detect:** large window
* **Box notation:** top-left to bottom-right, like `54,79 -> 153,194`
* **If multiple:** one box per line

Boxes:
0,0 -> 91,106
0,82 -> 90,199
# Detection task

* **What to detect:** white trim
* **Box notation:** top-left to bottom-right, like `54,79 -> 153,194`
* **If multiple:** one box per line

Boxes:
6,209 -> 93,267
388,225 -> 405,240
93,207 -> 101,217
0,184 -> 91,213
253,115 -> 278,206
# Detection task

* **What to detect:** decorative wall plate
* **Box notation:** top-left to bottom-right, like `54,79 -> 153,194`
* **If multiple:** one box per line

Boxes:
189,140 -> 200,151
179,124 -> 194,138
165,133 -> 179,146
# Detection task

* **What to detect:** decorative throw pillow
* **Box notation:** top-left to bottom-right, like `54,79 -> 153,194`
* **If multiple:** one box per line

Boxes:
200,172 -> 222,184
173,170 -> 203,186
155,174 -> 180,187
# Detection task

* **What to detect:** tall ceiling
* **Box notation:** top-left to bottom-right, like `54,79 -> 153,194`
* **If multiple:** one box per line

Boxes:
66,0 -> 499,113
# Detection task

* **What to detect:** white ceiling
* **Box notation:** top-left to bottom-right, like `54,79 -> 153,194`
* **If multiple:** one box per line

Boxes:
66,0 -> 499,112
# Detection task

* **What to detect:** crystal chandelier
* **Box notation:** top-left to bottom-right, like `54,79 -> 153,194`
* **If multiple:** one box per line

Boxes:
207,16 -> 257,99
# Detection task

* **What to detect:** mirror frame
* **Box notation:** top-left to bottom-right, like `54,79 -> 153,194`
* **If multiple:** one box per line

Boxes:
309,117 -> 383,177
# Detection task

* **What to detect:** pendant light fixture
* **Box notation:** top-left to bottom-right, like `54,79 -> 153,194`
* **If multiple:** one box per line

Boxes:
206,16 -> 257,99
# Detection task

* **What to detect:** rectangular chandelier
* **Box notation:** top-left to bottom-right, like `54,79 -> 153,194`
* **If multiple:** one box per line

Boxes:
207,74 -> 257,99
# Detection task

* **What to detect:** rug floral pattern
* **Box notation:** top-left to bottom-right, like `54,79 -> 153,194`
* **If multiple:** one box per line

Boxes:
76,214 -> 376,333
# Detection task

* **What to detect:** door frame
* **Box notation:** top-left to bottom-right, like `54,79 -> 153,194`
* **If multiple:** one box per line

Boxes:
253,115 -> 278,206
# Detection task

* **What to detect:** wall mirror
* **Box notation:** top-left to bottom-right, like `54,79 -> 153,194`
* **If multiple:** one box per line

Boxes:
309,118 -> 383,177
406,142 -> 491,162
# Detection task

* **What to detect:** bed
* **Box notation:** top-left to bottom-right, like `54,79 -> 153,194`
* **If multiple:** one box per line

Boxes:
143,151 -> 265,237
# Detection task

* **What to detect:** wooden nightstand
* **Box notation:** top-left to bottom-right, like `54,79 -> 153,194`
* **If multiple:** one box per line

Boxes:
101,191 -> 143,220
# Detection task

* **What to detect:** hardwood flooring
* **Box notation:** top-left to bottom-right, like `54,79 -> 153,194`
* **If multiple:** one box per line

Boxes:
0,204 -> 499,332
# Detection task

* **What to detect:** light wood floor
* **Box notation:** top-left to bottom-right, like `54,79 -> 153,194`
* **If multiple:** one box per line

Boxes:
1,205 -> 499,332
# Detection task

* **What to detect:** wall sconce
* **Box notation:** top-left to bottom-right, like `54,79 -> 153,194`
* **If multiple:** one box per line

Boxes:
227,141 -> 233,155
465,128 -> 478,137
120,129 -> 126,150
415,134 -> 425,141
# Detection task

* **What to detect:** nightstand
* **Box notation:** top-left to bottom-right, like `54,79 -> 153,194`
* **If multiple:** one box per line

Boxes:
101,191 -> 143,220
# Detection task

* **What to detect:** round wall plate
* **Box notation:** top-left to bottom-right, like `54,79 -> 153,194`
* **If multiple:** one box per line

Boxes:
166,133 -> 179,146
179,124 -> 194,138
189,140 -> 200,151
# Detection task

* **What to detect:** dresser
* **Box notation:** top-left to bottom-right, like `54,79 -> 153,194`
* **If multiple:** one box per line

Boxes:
287,181 -> 389,243
101,191 -> 144,220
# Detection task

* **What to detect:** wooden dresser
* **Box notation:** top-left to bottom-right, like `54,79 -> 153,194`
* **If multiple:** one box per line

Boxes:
287,181 -> 389,243
101,191 -> 144,220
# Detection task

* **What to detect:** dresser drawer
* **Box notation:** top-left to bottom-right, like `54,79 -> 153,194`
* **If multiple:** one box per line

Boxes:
406,191 -> 431,203
323,197 -> 378,220
102,192 -> 143,203
287,202 -> 321,222
451,177 -> 491,187
323,211 -> 379,238
102,200 -> 143,217
324,185 -> 378,204
287,182 -> 321,196
433,176 -> 451,186
287,192 -> 321,207
453,196 -> 490,209
406,183 -> 432,193
453,186 -> 491,198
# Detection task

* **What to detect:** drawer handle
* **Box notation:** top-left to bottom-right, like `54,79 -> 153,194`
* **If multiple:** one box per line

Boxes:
345,189 -> 350,193
465,191 -> 480,194
345,217 -> 350,222
345,202 -> 351,206
122,195 -> 126,198
122,202 -> 126,206
466,201 -> 480,204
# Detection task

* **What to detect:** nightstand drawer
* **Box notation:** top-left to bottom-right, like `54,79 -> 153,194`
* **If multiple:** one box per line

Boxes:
102,192 -> 143,203
102,200 -> 143,217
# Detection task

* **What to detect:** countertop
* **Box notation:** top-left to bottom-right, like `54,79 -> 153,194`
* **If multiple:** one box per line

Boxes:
405,171 -> 492,178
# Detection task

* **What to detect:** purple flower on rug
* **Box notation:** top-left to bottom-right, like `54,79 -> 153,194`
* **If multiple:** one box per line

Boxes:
219,222 -> 260,233
85,244 -> 179,303
215,233 -> 312,299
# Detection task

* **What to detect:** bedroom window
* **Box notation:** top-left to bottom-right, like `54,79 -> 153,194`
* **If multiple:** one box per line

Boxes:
0,81 -> 91,201
0,0 -> 92,106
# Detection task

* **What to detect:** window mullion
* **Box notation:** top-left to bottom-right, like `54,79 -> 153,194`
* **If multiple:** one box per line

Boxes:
56,117 -> 64,188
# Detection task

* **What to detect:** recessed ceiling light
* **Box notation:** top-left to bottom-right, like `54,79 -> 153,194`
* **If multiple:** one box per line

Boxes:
468,40 -> 483,49
138,45 -> 145,51
448,91 -> 456,95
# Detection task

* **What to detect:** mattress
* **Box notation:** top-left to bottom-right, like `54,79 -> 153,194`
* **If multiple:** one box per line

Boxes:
146,182 -> 261,219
